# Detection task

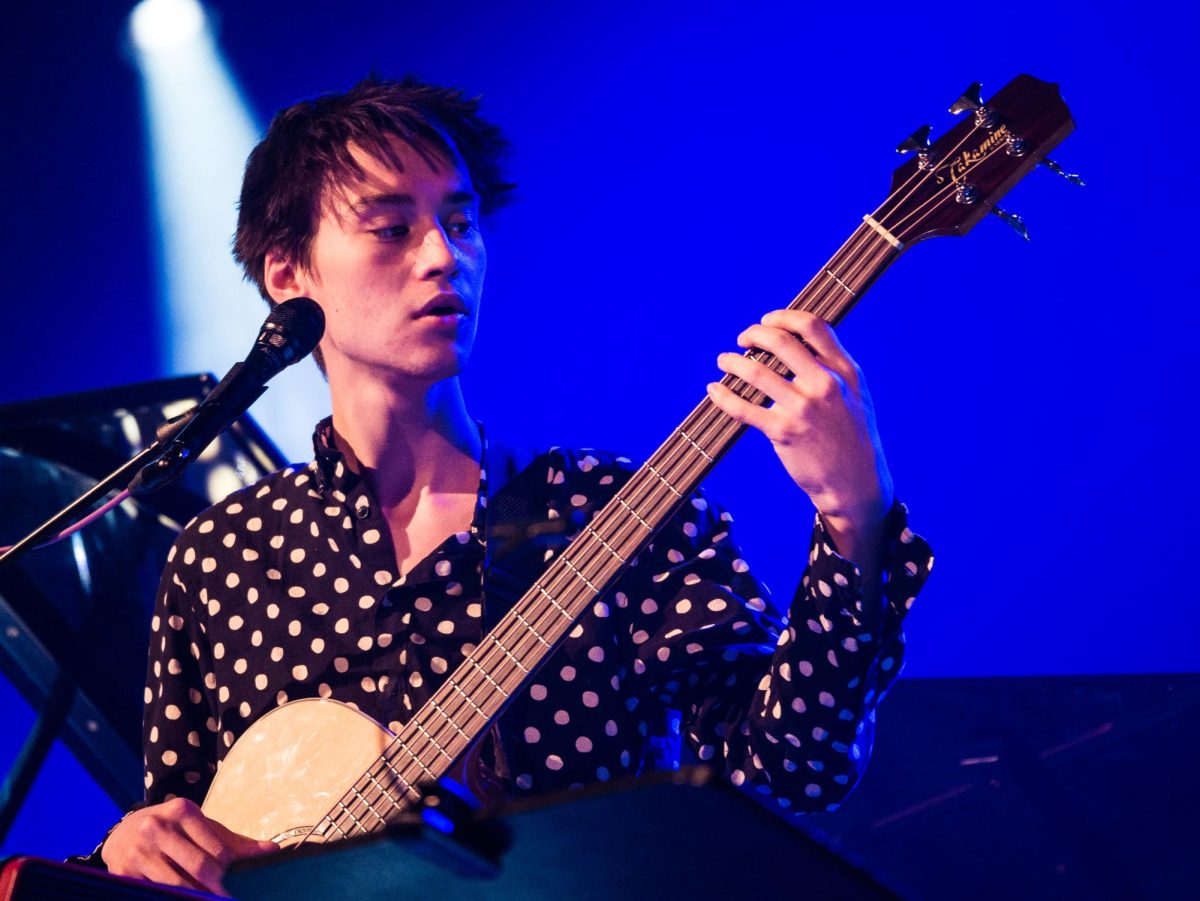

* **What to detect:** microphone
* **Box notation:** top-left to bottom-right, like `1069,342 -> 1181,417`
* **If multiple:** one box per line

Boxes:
131,297 -> 325,496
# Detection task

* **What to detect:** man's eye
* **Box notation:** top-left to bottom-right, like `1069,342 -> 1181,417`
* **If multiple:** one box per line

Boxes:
447,217 -> 475,236
372,225 -> 409,240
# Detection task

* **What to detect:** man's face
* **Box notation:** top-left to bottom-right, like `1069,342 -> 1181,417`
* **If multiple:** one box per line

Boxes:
295,137 -> 486,387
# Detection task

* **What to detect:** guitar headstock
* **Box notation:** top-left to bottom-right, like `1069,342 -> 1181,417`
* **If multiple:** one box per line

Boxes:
876,75 -> 1075,246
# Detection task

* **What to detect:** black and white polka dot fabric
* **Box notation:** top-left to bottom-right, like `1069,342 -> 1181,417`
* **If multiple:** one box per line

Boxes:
142,420 -> 932,818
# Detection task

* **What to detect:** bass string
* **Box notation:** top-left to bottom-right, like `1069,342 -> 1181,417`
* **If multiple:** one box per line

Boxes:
306,120 -> 996,841
315,216 -> 908,841
313,231 -> 904,842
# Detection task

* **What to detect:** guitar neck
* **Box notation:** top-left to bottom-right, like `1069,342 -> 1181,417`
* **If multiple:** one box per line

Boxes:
284,74 -> 1074,845
308,222 -> 906,828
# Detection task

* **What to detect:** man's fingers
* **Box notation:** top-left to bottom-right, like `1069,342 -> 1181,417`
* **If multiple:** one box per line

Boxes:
706,379 -> 774,434
121,813 -> 228,895
730,324 -> 850,406
179,805 -> 277,887
716,351 -> 801,412
105,798 -> 271,897
754,309 -> 860,385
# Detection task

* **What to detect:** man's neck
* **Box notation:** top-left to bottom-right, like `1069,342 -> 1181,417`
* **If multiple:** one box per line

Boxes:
327,374 -> 481,510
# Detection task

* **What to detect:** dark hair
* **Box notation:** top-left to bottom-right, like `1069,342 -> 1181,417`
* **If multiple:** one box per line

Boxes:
233,75 -> 514,367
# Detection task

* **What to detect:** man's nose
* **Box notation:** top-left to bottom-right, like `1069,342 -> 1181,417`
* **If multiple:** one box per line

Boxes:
416,224 -> 458,278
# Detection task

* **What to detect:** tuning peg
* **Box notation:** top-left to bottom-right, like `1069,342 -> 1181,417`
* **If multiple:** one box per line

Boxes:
896,125 -> 932,155
949,81 -> 998,128
1041,158 -> 1086,187
949,82 -> 983,115
991,206 -> 1030,240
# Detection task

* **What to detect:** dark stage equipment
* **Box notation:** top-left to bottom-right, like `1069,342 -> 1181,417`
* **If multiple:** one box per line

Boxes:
0,376 -> 289,837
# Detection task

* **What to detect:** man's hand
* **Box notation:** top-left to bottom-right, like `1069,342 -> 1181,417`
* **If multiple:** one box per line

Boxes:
706,309 -> 894,579
102,798 -> 277,896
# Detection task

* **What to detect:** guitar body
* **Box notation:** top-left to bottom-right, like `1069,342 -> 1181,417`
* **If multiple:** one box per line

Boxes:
202,698 -> 395,845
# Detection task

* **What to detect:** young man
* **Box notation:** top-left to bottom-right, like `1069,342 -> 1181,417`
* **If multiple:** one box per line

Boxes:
98,77 -> 931,893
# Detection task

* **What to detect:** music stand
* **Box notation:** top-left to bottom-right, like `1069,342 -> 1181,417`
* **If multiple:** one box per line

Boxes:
226,768 -> 909,900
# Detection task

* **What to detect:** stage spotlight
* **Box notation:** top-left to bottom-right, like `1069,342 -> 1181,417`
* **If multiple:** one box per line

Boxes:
127,0 -> 329,463
129,0 -> 205,52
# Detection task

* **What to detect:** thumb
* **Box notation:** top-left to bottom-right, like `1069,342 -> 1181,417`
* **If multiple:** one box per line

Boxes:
212,820 -> 277,856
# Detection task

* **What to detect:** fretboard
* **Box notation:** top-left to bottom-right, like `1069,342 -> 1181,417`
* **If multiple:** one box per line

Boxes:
308,222 -> 904,840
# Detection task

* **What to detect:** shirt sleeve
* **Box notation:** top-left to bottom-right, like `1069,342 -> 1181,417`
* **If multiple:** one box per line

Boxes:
71,523 -> 223,869
620,493 -> 932,815
140,525 -> 222,807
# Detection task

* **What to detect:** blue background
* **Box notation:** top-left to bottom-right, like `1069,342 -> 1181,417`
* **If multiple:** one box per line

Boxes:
2,0 -> 1196,861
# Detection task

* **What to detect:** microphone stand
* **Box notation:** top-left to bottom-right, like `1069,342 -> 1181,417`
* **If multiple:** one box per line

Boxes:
0,411 -> 193,572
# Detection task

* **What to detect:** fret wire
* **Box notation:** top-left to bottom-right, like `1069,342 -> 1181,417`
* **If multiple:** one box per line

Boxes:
547,480 -> 672,601
444,633 -> 532,719
319,817 -> 349,840
532,581 -> 576,621
615,494 -> 654,531
426,690 -> 484,743
455,630 -> 538,705
346,784 -> 389,826
459,652 -> 512,702
299,817 -> 343,848
377,728 -> 440,789
429,634 -> 524,720
493,635 -> 532,673
569,488 -> 678,583
421,668 -> 505,755
819,237 -> 898,315
544,550 -> 627,628
433,617 -> 558,733
364,756 -> 413,801
599,505 -> 656,563
510,606 -> 553,647
795,229 -> 892,322
363,770 -> 409,815
586,472 -> 672,557
348,787 -> 390,828
331,796 -> 376,839
444,674 -> 497,721
675,426 -> 715,463
643,461 -> 684,498
382,727 -> 443,783
429,630 -> 541,725
537,524 -> 624,603
644,435 -> 712,510
583,523 -> 629,564
368,754 -> 422,809
485,591 -> 579,685
388,711 -> 469,790
407,718 -> 456,764
780,229 -> 871,318
560,556 -> 601,593
332,800 -> 368,835
496,600 -> 573,671
410,683 -> 504,773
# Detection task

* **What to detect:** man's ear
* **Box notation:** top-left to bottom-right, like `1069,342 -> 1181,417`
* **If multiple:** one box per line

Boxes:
263,250 -> 314,303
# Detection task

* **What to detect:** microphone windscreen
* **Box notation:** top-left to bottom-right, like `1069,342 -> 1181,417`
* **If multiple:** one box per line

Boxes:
257,297 -> 326,372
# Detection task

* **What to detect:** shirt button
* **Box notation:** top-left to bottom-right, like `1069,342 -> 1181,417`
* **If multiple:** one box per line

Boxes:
356,505 -> 370,519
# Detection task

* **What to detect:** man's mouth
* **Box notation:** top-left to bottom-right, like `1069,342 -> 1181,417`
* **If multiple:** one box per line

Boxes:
416,294 -> 467,318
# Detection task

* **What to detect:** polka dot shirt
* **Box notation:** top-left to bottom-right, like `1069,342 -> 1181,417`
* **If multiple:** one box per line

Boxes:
141,420 -> 932,819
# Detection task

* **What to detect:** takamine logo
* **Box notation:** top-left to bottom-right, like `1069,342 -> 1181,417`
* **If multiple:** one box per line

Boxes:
934,124 -> 1012,185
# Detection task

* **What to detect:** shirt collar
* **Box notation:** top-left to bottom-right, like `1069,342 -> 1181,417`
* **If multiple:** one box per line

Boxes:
310,416 -> 360,496
308,416 -> 489,537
